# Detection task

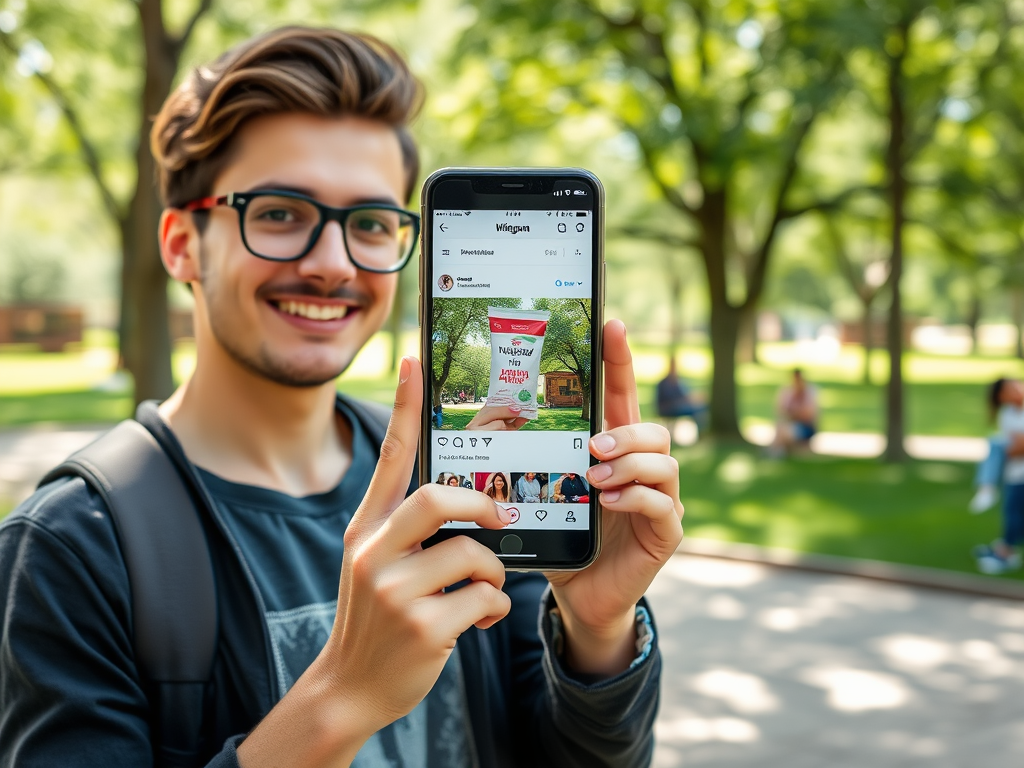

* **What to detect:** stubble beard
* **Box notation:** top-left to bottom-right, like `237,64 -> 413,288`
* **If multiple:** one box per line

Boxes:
200,257 -> 354,389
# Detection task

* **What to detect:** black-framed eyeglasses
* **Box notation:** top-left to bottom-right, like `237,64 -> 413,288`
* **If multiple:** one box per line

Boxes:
183,189 -> 420,273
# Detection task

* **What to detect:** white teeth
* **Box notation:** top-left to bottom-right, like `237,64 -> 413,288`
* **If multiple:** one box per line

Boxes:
277,301 -> 350,320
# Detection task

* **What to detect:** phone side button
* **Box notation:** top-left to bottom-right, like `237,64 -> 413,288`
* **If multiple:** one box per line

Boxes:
499,534 -> 523,554
418,291 -> 422,327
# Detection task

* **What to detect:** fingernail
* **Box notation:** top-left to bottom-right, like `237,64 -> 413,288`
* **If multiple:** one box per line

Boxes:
399,357 -> 411,384
591,433 -> 615,454
509,406 -> 521,413
602,489 -> 620,503
496,504 -> 511,524
588,463 -> 612,482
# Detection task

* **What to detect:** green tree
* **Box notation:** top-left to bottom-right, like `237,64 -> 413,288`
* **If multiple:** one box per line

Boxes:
0,0 -> 215,402
536,298 -> 592,420
457,0 -> 871,438
838,0 -> 999,460
431,298 -> 520,408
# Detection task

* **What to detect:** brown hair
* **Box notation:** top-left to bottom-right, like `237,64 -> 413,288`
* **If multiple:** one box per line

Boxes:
151,26 -> 423,209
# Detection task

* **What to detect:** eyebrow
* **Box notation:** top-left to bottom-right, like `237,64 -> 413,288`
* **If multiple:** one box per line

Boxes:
243,182 -> 401,208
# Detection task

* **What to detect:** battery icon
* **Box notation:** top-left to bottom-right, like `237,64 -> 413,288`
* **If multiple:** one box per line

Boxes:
576,211 -> 587,217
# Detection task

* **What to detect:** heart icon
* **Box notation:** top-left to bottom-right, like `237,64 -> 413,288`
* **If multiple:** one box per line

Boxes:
535,509 -> 547,521
437,437 -> 448,446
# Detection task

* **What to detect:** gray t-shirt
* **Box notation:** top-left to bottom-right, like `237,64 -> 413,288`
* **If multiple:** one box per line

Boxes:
197,401 -> 476,768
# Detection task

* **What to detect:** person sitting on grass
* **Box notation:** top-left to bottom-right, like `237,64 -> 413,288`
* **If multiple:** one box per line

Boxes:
974,378 -> 1024,574
655,356 -> 707,434
769,368 -> 818,456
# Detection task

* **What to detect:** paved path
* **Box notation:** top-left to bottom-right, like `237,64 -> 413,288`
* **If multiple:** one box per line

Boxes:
0,424 -> 106,507
648,555 -> 1024,767
668,421 -> 989,462
0,426 -> 1020,763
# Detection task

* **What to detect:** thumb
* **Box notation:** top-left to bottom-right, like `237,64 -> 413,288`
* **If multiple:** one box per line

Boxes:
359,356 -> 423,525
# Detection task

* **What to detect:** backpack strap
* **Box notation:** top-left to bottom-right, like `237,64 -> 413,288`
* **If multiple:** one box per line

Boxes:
39,416 -> 217,767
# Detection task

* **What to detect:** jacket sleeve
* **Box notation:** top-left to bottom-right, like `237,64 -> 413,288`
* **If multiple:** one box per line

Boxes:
505,573 -> 659,768
0,478 -> 245,768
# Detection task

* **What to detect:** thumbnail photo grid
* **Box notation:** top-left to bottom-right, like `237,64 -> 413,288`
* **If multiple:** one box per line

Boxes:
434,471 -> 591,504
429,297 -> 592,432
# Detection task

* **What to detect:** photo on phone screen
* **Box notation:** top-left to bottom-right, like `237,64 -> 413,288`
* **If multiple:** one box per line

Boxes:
420,170 -> 603,569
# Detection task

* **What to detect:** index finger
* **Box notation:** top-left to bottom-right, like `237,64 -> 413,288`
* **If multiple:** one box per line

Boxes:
602,319 -> 641,429
359,356 -> 423,523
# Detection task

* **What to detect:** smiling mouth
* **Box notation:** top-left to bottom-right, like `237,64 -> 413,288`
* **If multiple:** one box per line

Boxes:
271,300 -> 353,321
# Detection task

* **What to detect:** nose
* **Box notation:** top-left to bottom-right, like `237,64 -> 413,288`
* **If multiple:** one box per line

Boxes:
295,220 -> 358,286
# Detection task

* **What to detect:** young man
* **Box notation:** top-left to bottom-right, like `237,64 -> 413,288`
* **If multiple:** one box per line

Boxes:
0,27 -> 684,768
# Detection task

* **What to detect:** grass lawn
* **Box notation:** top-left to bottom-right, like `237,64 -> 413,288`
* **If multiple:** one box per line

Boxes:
674,442 -> 1019,580
2,332 -> 1020,579
436,405 -> 590,431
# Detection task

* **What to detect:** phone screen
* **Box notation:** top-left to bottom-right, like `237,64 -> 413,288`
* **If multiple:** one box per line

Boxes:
421,172 -> 601,565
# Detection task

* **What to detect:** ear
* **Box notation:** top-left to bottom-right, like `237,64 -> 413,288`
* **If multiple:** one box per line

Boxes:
159,208 -> 201,284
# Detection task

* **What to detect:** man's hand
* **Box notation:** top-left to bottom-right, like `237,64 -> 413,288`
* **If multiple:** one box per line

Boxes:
545,320 -> 684,678
238,358 -> 511,768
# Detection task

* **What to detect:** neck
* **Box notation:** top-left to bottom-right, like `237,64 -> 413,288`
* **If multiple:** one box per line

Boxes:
159,339 -> 350,497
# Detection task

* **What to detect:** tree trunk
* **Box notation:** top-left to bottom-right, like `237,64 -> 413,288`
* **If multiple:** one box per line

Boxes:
861,296 -> 874,385
581,388 -> 590,422
736,304 -> 758,365
667,266 -> 684,361
966,291 -> 981,356
119,0 -> 182,404
697,187 -> 743,439
883,28 -> 908,463
707,301 -> 742,437
1013,288 -> 1024,360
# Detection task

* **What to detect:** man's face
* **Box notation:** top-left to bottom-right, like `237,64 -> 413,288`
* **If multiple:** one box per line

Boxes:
193,113 -> 406,387
525,472 -> 535,481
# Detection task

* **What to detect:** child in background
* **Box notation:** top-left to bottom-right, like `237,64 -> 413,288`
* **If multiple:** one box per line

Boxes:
974,378 -> 1024,574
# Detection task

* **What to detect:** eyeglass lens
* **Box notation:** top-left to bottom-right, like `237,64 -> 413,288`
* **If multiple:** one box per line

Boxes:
242,195 -> 415,267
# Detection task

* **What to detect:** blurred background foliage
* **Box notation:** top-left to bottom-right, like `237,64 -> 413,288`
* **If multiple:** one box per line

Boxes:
3,0 -> 1024,448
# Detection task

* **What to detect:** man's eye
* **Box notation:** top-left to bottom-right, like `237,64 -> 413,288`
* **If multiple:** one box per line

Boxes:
259,208 -> 295,223
352,215 -> 393,235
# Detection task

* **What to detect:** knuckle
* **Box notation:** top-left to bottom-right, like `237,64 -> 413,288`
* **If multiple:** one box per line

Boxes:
377,433 -> 406,465
651,422 -> 672,446
347,544 -> 376,586
619,423 -> 641,447
453,535 -> 481,562
408,612 -> 437,644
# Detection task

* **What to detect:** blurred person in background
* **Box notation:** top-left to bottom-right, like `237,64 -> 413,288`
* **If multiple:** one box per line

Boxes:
655,356 -> 707,436
974,378 -> 1024,574
968,435 -> 1005,515
770,368 -> 819,457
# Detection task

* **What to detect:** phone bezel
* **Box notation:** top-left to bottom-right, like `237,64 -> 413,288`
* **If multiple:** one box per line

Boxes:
418,167 -> 605,571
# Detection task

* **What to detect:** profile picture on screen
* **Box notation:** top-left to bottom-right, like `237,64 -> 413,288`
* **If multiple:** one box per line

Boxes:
510,472 -> 547,503
476,471 -> 512,503
549,472 -> 590,503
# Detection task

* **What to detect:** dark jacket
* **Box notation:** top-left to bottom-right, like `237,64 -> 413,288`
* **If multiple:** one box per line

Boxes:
0,398 -> 660,767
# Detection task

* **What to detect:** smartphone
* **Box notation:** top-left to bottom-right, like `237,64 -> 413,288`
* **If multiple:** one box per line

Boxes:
419,168 -> 605,570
